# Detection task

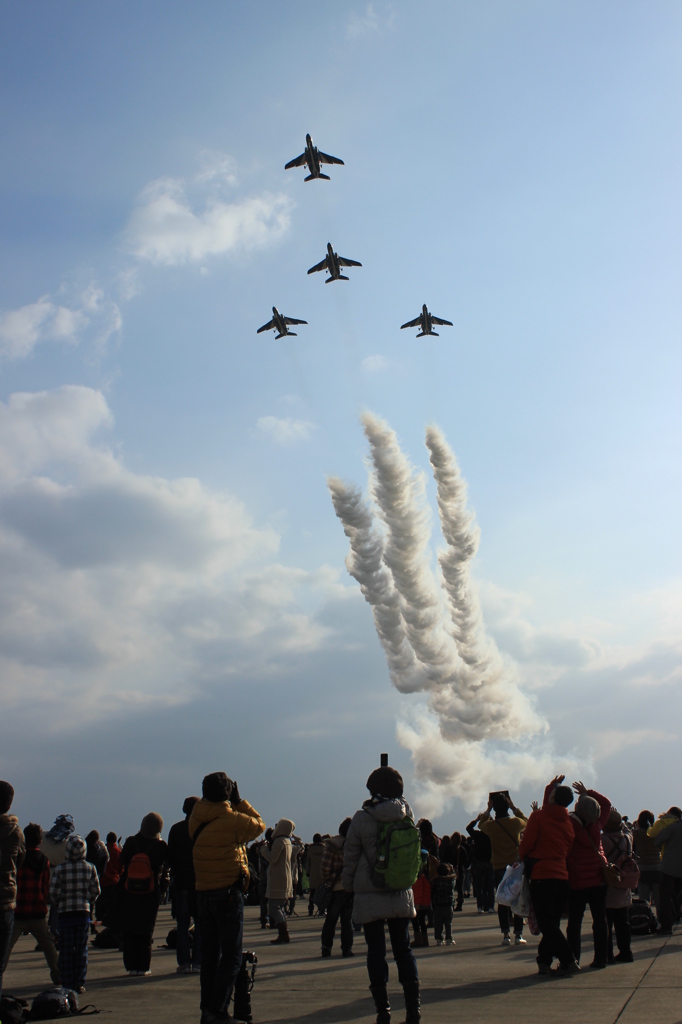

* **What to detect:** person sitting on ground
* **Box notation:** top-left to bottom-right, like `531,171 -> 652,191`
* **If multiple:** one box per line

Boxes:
189,772 -> 265,1024
342,765 -> 420,1024
632,811 -> 660,917
601,809 -> 635,963
119,813 -> 168,977
0,781 -> 25,1004
49,834 -> 100,994
566,781 -> 611,969
518,775 -> 579,975
320,818 -> 354,958
431,862 -> 456,946
9,823 -> 60,985
478,791 -> 528,945
261,818 -> 295,944
466,815 -> 494,913
167,796 -> 201,975
305,833 -> 326,916
653,808 -> 682,934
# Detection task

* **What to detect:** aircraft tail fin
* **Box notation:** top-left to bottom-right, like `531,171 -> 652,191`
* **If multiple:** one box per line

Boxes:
416,331 -> 426,338
304,174 -> 315,181
431,331 -> 439,336
305,172 -> 330,181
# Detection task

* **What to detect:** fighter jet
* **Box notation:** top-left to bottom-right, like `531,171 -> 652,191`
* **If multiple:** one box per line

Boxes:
308,242 -> 362,283
400,304 -> 453,337
257,307 -> 308,339
285,134 -> 344,181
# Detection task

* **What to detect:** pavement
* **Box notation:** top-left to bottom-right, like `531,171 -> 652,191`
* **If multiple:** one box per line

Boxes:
4,902 -> 680,1024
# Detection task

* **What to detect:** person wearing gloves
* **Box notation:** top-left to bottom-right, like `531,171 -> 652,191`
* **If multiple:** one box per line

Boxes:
518,775 -> 578,975
342,765 -> 420,1024
566,781 -> 611,969
49,834 -> 100,993
260,818 -> 295,945
189,772 -> 265,1024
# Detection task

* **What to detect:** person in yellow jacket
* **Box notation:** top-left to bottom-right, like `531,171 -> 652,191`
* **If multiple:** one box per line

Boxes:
189,772 -> 264,1024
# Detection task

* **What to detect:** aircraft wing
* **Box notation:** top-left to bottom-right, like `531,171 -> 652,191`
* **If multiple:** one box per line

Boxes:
337,257 -> 362,267
307,259 -> 327,274
283,317 -> 308,326
431,316 -> 453,326
318,151 -> 344,165
400,316 -> 422,329
257,319 -> 275,333
285,152 -> 307,169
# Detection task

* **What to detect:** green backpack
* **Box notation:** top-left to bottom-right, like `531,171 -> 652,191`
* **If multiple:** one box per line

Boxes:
371,816 -> 422,892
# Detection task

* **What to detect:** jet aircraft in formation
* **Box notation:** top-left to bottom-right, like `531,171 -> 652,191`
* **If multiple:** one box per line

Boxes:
285,134 -> 344,181
400,304 -> 453,337
307,242 -> 362,283
257,307 -> 308,340
260,136 -> 453,339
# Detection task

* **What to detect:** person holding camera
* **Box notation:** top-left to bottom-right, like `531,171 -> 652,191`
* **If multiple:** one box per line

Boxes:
189,772 -> 265,1024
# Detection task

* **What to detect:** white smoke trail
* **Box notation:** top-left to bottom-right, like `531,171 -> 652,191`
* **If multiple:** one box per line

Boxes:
329,413 -> 584,811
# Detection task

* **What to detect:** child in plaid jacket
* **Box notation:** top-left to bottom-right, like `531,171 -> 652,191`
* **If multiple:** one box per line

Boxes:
50,834 -> 100,992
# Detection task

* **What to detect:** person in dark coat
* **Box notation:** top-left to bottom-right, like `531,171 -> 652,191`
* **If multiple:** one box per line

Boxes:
119,813 -> 168,976
466,816 -> 494,913
167,797 -> 201,974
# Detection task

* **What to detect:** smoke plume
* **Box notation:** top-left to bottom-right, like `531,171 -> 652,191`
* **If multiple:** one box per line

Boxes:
329,413 -> 584,813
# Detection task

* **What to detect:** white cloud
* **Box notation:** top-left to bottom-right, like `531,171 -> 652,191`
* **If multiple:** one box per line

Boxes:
0,387 -> 342,727
127,175 -> 292,266
361,354 -> 389,372
346,3 -> 395,39
0,286 -> 121,362
256,416 -> 316,445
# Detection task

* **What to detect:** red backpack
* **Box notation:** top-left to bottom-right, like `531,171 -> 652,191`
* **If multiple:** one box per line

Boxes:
125,851 -> 155,894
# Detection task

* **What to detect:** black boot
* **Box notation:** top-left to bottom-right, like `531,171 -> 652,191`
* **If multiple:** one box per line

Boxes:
369,984 -> 391,1024
402,980 -> 420,1024
270,922 -> 290,945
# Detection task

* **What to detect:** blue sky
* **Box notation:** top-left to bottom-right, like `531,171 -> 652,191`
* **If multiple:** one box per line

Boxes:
0,2 -> 680,840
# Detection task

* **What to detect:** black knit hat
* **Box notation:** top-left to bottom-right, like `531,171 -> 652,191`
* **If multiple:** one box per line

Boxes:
183,796 -> 200,816
202,772 -> 233,803
366,766 -> 403,799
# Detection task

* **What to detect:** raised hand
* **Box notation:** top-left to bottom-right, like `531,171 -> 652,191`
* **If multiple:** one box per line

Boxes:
572,781 -> 587,796
531,800 -> 539,812
551,774 -> 565,787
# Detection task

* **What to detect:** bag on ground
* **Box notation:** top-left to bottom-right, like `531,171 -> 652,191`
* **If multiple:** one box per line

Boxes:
0,995 -> 29,1024
27,988 -> 78,1019
495,861 -> 524,907
629,897 -> 658,935
372,818 -> 421,891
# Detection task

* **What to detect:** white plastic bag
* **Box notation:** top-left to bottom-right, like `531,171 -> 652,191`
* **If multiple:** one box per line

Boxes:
495,861 -> 524,907
511,874 -> 531,917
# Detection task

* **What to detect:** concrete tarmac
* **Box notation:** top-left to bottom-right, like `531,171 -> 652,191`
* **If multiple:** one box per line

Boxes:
4,903 -> 680,1024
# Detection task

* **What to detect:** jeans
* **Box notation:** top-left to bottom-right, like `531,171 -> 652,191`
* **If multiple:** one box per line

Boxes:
567,885 -> 607,965
58,912 -> 90,990
0,909 -> 14,1001
433,907 -> 453,942
175,889 -> 201,968
11,917 -> 60,981
198,886 -> 244,1015
363,918 -> 418,989
493,867 -> 524,935
529,879 -> 574,967
473,861 -> 495,911
320,891 -> 353,953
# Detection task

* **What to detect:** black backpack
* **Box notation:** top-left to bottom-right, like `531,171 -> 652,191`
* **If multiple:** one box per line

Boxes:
0,995 -> 29,1024
628,897 -> 658,936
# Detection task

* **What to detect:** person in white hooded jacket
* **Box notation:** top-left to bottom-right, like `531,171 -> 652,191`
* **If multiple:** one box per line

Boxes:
342,766 -> 420,1024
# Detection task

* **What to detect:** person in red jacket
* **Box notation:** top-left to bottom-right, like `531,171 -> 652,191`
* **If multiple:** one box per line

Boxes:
519,775 -> 578,975
565,781 -> 611,969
